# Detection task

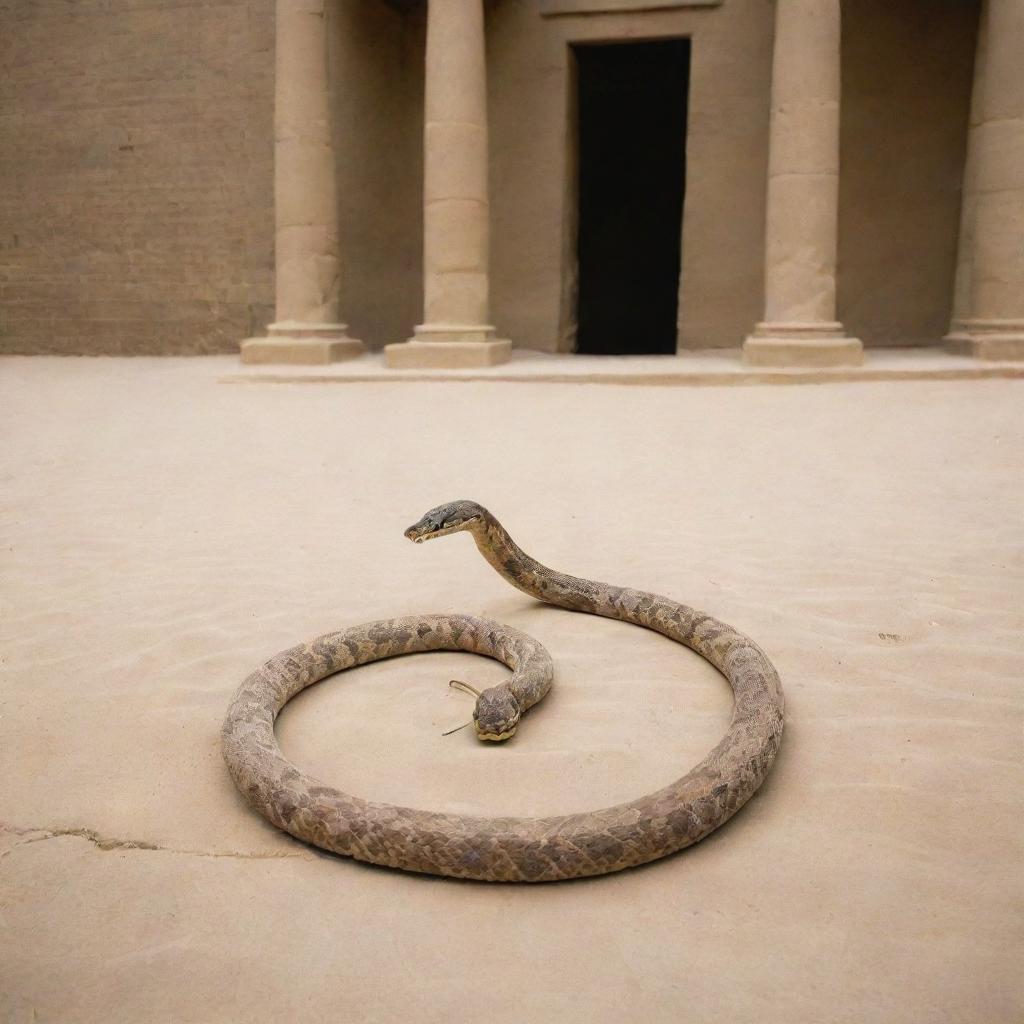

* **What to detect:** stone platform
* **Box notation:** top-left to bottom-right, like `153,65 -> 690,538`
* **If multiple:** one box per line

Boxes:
226,346 -> 1024,387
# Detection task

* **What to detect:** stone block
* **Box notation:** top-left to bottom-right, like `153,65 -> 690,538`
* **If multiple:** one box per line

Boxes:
240,326 -> 365,365
384,338 -> 512,369
743,332 -> 863,367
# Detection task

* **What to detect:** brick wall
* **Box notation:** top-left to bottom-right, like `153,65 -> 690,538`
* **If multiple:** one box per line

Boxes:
0,0 -> 275,355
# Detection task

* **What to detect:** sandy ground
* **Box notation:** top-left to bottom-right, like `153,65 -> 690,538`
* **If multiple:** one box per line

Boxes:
1,356 -> 1021,1024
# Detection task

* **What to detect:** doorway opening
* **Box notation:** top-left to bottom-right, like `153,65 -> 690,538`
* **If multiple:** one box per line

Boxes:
573,39 -> 690,355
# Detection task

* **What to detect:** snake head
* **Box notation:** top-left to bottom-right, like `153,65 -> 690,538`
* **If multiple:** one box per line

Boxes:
474,686 -> 521,742
404,501 -> 486,543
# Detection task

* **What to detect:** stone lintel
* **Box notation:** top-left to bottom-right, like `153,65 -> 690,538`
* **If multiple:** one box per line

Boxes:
541,0 -> 721,12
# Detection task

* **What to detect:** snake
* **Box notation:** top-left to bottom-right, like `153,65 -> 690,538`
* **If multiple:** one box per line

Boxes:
221,501 -> 785,882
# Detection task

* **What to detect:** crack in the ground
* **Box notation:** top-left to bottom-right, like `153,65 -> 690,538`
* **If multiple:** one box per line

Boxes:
0,824 -> 311,862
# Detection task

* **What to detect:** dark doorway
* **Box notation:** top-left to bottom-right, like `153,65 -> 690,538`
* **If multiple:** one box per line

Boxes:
574,39 -> 690,355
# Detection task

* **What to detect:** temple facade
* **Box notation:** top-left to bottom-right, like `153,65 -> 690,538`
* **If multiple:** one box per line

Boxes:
3,0 -> 1022,366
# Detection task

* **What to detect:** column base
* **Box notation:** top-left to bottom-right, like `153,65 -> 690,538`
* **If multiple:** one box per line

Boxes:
942,325 -> 972,348
944,320 -> 1024,361
240,322 -> 365,365
743,323 -> 863,367
384,325 -> 511,368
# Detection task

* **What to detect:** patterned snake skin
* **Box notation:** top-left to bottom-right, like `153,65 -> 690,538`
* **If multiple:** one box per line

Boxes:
222,501 -> 785,882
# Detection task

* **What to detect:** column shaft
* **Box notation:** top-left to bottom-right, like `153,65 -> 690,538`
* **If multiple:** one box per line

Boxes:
744,0 -> 862,367
947,0 -> 1024,360
241,0 -> 363,365
944,12 -> 987,346
386,0 -> 510,369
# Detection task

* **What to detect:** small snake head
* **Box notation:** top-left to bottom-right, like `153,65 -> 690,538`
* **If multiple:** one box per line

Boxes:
474,687 -> 521,742
404,500 -> 487,543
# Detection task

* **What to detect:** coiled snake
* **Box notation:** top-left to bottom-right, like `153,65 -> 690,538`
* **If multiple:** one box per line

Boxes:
221,501 -> 784,882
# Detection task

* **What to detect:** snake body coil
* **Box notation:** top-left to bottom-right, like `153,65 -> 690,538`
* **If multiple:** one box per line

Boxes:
222,501 -> 784,882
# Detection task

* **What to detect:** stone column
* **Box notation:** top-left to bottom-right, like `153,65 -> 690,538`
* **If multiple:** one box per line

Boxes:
385,0 -> 511,369
943,14 -> 986,351
945,0 -> 1024,361
241,0 -> 363,365
743,0 -> 862,367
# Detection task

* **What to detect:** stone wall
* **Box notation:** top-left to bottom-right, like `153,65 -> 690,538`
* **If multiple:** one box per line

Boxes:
0,0 -> 981,356
332,3 -> 423,350
0,0 -> 276,355
838,0 -> 979,348
0,0 -> 427,356
487,0 -> 774,352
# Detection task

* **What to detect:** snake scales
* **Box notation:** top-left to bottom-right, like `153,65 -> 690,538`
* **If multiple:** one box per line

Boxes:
222,501 -> 784,882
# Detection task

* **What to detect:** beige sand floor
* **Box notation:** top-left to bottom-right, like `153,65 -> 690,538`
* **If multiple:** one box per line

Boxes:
1,356 -> 1022,1023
